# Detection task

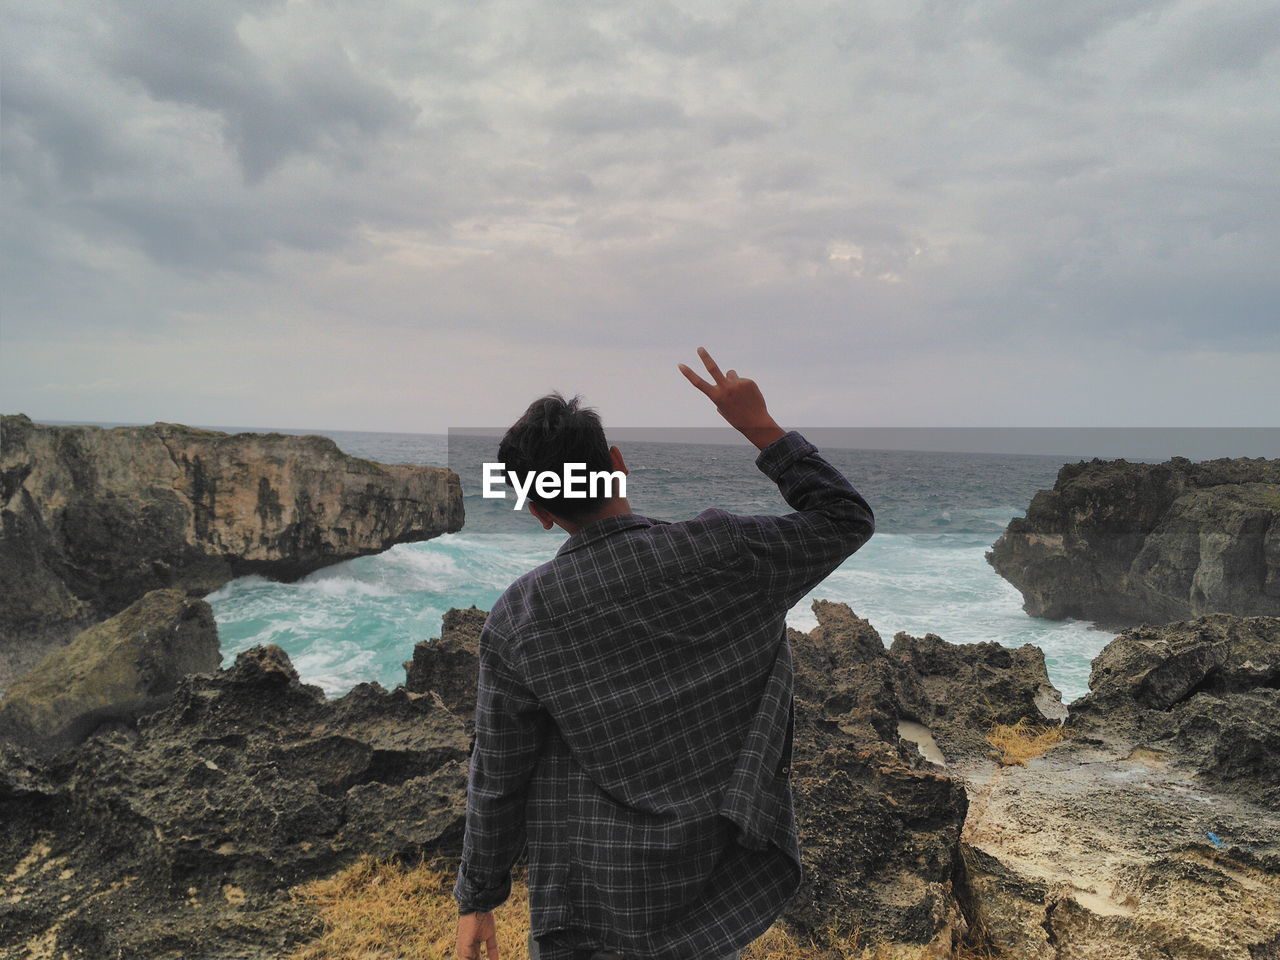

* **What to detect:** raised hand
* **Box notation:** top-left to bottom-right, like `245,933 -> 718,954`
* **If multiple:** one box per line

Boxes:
678,347 -> 786,451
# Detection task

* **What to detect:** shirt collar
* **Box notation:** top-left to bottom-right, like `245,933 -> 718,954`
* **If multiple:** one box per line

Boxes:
554,513 -> 667,558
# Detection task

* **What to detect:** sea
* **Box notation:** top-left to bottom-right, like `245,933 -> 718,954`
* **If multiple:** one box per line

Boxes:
203,428 -> 1128,706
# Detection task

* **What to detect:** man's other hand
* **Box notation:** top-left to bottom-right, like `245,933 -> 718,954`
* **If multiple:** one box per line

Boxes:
456,910 -> 499,960
678,346 -> 787,451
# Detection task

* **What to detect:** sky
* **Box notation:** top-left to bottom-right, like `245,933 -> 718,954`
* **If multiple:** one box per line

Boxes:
3,0 -> 1278,435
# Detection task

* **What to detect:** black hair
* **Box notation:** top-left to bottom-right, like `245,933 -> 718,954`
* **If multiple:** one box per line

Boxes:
497,392 -> 617,522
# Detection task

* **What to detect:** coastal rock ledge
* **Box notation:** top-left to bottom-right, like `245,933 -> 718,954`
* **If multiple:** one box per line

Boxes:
0,588 -> 220,754
0,414 -> 464,692
2,604 -> 1278,958
987,455 -> 1280,629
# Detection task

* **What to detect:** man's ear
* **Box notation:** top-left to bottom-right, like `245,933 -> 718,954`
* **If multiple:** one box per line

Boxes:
527,502 -> 557,531
609,445 -> 628,475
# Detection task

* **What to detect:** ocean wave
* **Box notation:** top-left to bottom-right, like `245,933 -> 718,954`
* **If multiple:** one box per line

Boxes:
210,527 -> 1110,703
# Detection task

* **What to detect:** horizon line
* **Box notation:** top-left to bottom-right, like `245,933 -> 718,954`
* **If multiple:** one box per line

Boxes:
16,417 -> 1280,461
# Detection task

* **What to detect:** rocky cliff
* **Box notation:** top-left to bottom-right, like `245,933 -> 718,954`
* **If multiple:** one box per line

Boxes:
1066,612 -> 1280,807
958,612 -> 1280,959
986,455 -> 1280,629
3,605 -> 1277,959
0,414 -> 464,692
0,602 -> 1063,959
0,645 -> 470,960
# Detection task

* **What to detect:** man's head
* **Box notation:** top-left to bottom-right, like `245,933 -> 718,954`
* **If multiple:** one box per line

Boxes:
498,392 -> 629,529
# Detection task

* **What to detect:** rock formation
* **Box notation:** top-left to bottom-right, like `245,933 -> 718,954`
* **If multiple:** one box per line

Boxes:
986,455 -> 1280,629
953,611 -> 1280,959
0,588 -> 220,754
889,629 -> 1067,763
404,604 -> 485,730
785,602 -> 971,951
788,604 -> 1280,958
0,414 -> 464,692
0,646 -> 469,959
3,603 -> 1278,959
1067,612 -> 1280,808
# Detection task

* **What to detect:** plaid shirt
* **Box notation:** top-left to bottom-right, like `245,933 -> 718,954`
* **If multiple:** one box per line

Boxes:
454,431 -> 874,959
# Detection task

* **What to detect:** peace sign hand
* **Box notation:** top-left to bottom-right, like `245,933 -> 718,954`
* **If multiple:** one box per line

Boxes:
678,347 -> 786,451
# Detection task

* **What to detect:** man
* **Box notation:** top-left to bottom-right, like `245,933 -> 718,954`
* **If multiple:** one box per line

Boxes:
455,347 -> 875,960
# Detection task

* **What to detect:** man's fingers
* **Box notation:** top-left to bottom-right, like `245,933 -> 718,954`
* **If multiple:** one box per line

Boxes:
457,916 -> 485,960
486,933 -> 500,960
678,363 -> 714,396
725,369 -> 738,380
697,346 -> 727,384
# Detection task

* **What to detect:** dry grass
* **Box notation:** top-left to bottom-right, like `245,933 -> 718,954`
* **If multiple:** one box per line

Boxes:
287,857 -> 997,960
286,854 -> 521,960
985,717 -> 1067,767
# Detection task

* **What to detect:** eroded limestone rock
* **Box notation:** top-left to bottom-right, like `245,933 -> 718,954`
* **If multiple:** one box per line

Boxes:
1067,613 -> 1280,807
0,414 -> 463,693
890,631 -> 1067,764
0,645 -> 469,959
404,604 -> 485,730
986,455 -> 1280,629
0,588 -> 220,753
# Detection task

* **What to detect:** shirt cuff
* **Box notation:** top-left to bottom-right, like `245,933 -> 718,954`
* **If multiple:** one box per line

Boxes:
454,865 -> 512,915
754,430 -> 817,481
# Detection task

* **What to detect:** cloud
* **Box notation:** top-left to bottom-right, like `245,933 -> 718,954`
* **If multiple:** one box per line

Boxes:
100,1 -> 416,183
974,0 -> 1168,65
2,0 -> 1278,430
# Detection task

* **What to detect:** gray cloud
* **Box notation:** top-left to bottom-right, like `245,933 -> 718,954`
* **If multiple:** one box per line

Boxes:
547,93 -> 690,135
2,0 -> 1277,431
975,0 -> 1169,65
101,1 -> 415,183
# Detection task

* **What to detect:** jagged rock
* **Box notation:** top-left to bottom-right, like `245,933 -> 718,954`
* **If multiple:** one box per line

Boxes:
953,732 -> 1280,959
317,681 -> 478,783
1066,613 -> 1280,806
9,599 -> 1275,960
404,605 -> 485,728
790,600 -> 1065,766
890,632 -> 1067,763
339,762 -> 468,854
0,645 -> 470,959
949,612 -> 1280,959
785,601 -> 971,952
789,600 -> 926,749
0,588 -> 220,754
788,702 -> 971,953
986,455 -> 1280,629
0,414 -> 464,694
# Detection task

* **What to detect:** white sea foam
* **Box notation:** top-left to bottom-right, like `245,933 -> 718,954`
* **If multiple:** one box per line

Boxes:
210,529 -> 1112,702
300,574 -> 397,599
783,533 -> 1113,702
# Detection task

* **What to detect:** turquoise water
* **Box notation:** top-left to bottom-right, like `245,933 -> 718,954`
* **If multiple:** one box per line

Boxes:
207,430 -> 1118,704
